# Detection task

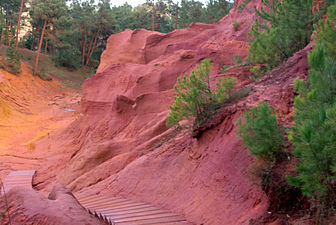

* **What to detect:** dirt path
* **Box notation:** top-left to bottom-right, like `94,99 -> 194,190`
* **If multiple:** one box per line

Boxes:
0,64 -> 81,180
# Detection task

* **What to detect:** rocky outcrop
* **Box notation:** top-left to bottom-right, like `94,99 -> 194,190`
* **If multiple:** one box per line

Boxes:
0,184 -> 100,225
31,0 -> 312,224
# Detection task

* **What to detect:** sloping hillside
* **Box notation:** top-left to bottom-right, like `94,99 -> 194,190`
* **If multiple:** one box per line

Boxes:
0,62 -> 81,179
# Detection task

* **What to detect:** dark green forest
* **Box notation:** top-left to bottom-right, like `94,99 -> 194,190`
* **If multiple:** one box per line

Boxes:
0,0 -> 232,72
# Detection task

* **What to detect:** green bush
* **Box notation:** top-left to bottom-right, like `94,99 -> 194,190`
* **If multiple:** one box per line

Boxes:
249,65 -> 267,81
237,102 -> 284,162
219,65 -> 229,73
53,44 -> 81,71
166,58 -> 237,130
287,5 -> 336,221
232,20 -> 239,31
233,55 -> 243,64
6,41 -> 22,75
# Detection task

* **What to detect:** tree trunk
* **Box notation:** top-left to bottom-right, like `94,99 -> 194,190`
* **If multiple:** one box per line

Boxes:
175,5 -> 178,29
44,29 -> 49,53
16,0 -> 24,49
196,4 -> 199,23
52,37 -> 55,57
0,8 -> 3,42
30,26 -> 34,50
86,30 -> 98,65
82,26 -> 87,68
157,18 -> 160,32
34,19 -> 47,76
6,6 -> 10,45
152,6 -> 155,31
86,33 -> 95,64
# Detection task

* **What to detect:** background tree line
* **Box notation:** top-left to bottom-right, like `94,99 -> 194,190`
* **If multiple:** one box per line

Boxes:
0,0 -> 232,73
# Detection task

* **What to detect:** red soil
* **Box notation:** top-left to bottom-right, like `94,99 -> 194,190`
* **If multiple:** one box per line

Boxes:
0,63 -> 80,180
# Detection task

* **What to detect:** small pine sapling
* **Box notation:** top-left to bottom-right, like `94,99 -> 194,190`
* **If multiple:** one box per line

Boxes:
166,58 -> 237,130
237,102 -> 284,162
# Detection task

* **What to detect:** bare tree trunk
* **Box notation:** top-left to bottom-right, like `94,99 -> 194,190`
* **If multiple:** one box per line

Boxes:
86,30 -> 98,65
15,0 -> 24,49
196,4 -> 199,23
86,33 -> 95,63
152,6 -> 155,31
31,26 -> 34,50
175,5 -> 178,29
44,29 -> 49,53
82,26 -> 87,68
52,37 -> 55,57
34,19 -> 47,76
6,6 -> 10,45
0,8 -> 3,42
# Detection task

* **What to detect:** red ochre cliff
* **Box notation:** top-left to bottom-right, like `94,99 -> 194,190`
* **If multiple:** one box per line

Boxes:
22,0 -> 313,224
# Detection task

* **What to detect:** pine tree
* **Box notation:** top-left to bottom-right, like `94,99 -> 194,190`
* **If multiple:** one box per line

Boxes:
31,0 -> 67,76
166,59 -> 237,129
6,39 -> 21,74
248,0 -> 331,69
288,4 -> 336,222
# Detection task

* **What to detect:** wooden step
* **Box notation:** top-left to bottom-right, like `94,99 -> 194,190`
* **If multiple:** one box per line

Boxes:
2,171 -> 192,225
1,170 -> 35,194
81,198 -> 132,208
76,194 -> 191,225
114,214 -> 183,224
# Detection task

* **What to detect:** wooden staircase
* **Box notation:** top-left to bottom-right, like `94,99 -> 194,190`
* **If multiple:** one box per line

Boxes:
75,193 -> 192,225
1,170 -> 36,195
2,170 -> 193,225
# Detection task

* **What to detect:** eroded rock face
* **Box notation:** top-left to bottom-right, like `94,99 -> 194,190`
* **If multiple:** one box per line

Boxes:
0,184 -> 100,225
31,0 -> 312,224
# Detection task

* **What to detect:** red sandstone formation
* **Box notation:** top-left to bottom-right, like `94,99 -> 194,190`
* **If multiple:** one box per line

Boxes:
0,184 -> 100,225
27,0 -> 313,224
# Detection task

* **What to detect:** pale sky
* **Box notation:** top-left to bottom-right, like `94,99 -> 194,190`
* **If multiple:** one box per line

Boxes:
111,0 -> 233,7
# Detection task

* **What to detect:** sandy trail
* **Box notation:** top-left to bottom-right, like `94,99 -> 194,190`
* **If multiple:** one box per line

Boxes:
0,64 -> 81,181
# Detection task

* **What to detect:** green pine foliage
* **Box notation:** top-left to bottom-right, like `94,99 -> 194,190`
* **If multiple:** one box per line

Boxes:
237,102 -> 284,162
166,58 -> 237,129
53,44 -> 81,70
287,4 -> 336,221
248,0 -> 330,69
232,20 -> 239,31
5,40 -> 22,74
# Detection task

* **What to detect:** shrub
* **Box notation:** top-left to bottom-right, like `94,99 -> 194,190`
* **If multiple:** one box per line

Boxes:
53,44 -> 80,71
237,102 -> 284,162
233,55 -> 243,64
232,20 -> 239,31
166,58 -> 237,130
249,65 -> 267,81
36,68 -> 52,81
219,65 -> 229,73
